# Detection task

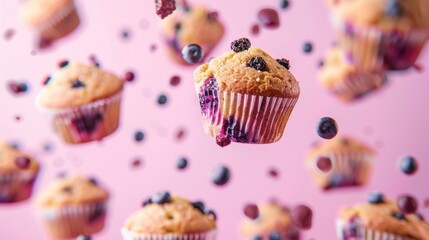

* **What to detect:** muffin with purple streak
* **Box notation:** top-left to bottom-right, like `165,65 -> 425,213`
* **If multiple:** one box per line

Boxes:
194,38 -> 300,147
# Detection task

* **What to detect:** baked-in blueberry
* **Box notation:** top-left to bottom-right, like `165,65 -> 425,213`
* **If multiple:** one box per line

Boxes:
251,236 -> 263,240
277,58 -> 290,70
231,38 -> 251,52
268,232 -> 282,240
59,60 -> 69,68
151,191 -> 172,204
142,198 -> 152,207
367,192 -> 384,204
392,212 -> 406,221
397,195 -> 418,214
192,201 -> 205,213
247,57 -> 267,71
205,208 -> 217,220
385,0 -> 403,18
71,79 -> 85,88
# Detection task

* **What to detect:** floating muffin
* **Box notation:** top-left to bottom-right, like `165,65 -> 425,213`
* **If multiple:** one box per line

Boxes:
0,141 -> 40,203
36,173 -> 109,239
307,136 -> 375,190
161,3 -> 224,64
121,191 -> 217,240
240,203 -> 300,240
194,38 -> 300,147
337,193 -> 429,239
328,0 -> 429,70
320,46 -> 388,102
36,62 -> 124,144
20,0 -> 80,46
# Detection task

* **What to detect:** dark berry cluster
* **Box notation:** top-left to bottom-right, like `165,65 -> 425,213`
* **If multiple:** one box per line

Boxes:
231,38 -> 251,52
247,57 -> 267,71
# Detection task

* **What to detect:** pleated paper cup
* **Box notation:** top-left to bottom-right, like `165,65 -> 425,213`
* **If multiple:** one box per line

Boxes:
336,219 -> 415,240
331,15 -> 429,71
37,91 -> 122,144
0,171 -> 38,203
36,1 -> 80,41
308,150 -> 374,190
121,229 -> 217,240
197,84 -> 298,144
327,71 -> 387,102
38,202 -> 107,239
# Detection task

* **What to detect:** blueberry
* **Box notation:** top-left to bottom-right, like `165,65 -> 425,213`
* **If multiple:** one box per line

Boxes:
192,201 -> 205,213
268,231 -> 282,240
251,236 -> 263,240
205,209 -> 217,220
211,165 -> 231,186
142,198 -> 152,206
316,117 -> 338,139
392,212 -> 406,221
316,156 -> 332,172
151,191 -> 172,204
157,94 -> 168,105
230,38 -> 251,52
367,192 -> 384,204
20,83 -> 28,92
59,60 -> 69,68
216,136 -> 231,147
76,236 -> 92,240
399,156 -> 418,175
257,8 -> 280,28
247,57 -> 267,71
121,29 -> 130,39
276,58 -> 290,70
63,186 -> 73,193
88,177 -> 98,185
170,75 -> 181,86
176,157 -> 188,170
181,44 -> 204,64
385,0 -> 402,18
43,76 -> 51,85
124,71 -> 135,82
397,195 -> 418,214
134,131 -> 145,142
302,42 -> 313,53
243,203 -> 259,220
291,205 -> 313,230
15,156 -> 31,169
71,79 -> 85,88
280,0 -> 290,9
174,23 -> 181,32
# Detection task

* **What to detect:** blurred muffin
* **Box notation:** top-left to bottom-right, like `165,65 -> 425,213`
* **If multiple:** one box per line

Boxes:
307,136 -> 375,190
121,191 -> 217,240
319,46 -> 388,102
240,203 -> 300,240
194,38 -> 300,147
36,173 -> 109,239
337,193 -> 429,239
161,3 -> 224,64
0,141 -> 40,203
328,0 -> 429,70
20,0 -> 80,44
36,61 -> 124,144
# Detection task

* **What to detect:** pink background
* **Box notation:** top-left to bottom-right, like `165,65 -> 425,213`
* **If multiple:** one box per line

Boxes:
1,0 -> 428,239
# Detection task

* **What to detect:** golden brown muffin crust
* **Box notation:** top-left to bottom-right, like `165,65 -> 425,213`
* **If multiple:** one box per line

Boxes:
0,141 -> 39,173
194,47 -> 300,98
36,173 -> 109,208
21,0 -> 75,27
37,62 -> 123,109
123,195 -> 216,235
319,47 -> 357,87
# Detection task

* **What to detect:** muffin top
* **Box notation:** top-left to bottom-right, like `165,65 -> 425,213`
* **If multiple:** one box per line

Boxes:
123,192 -> 216,235
36,173 -> 109,208
308,136 -> 375,161
329,0 -> 429,30
240,203 -> 295,238
0,141 -> 39,173
162,5 -> 224,45
339,196 -> 429,239
194,38 -> 300,98
21,0 -> 75,27
319,47 -> 358,87
37,62 -> 123,109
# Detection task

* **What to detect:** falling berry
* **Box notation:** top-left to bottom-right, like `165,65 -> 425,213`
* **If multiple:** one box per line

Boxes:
134,131 -> 145,142
291,205 -> 313,230
251,24 -> 260,35
131,158 -> 142,168
3,29 -> 15,41
7,81 -> 28,95
231,38 -> 252,52
243,203 -> 260,220
182,44 -> 204,64
211,165 -> 231,186
268,168 -> 279,178
121,29 -> 131,40
157,94 -> 168,105
151,191 -> 172,204
176,157 -> 188,170
302,42 -> 313,54
397,195 -> 418,214
398,156 -> 418,175
280,0 -> 290,9
170,75 -> 181,86
257,8 -> 280,28
15,157 -> 31,169
124,71 -> 135,82
367,192 -> 385,204
316,156 -> 332,172
316,117 -> 338,139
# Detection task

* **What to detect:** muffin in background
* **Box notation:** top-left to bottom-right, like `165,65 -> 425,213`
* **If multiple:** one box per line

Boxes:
20,0 -> 80,45
36,62 -> 124,144
121,191 -> 217,240
307,136 -> 375,190
328,0 -> 429,70
36,173 -> 109,239
337,193 -> 429,239
194,38 -> 300,147
319,46 -> 388,102
161,3 -> 224,65
0,141 -> 40,203
240,202 -> 300,240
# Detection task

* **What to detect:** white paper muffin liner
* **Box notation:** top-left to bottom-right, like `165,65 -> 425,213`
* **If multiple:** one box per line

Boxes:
336,219 -> 416,240
308,150 -> 374,189
198,88 -> 298,144
37,91 -> 122,144
38,202 -> 107,238
121,229 -> 217,240
331,14 -> 429,70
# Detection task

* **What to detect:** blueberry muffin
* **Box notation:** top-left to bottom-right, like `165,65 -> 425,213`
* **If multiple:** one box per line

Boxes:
337,193 -> 429,239
36,61 -> 124,144
240,203 -> 300,240
307,136 -> 375,190
20,0 -> 80,45
0,141 -> 40,203
320,46 -> 388,102
121,191 -> 217,240
328,0 -> 429,70
194,38 -> 300,147
36,173 -> 109,239
161,3 -> 224,64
